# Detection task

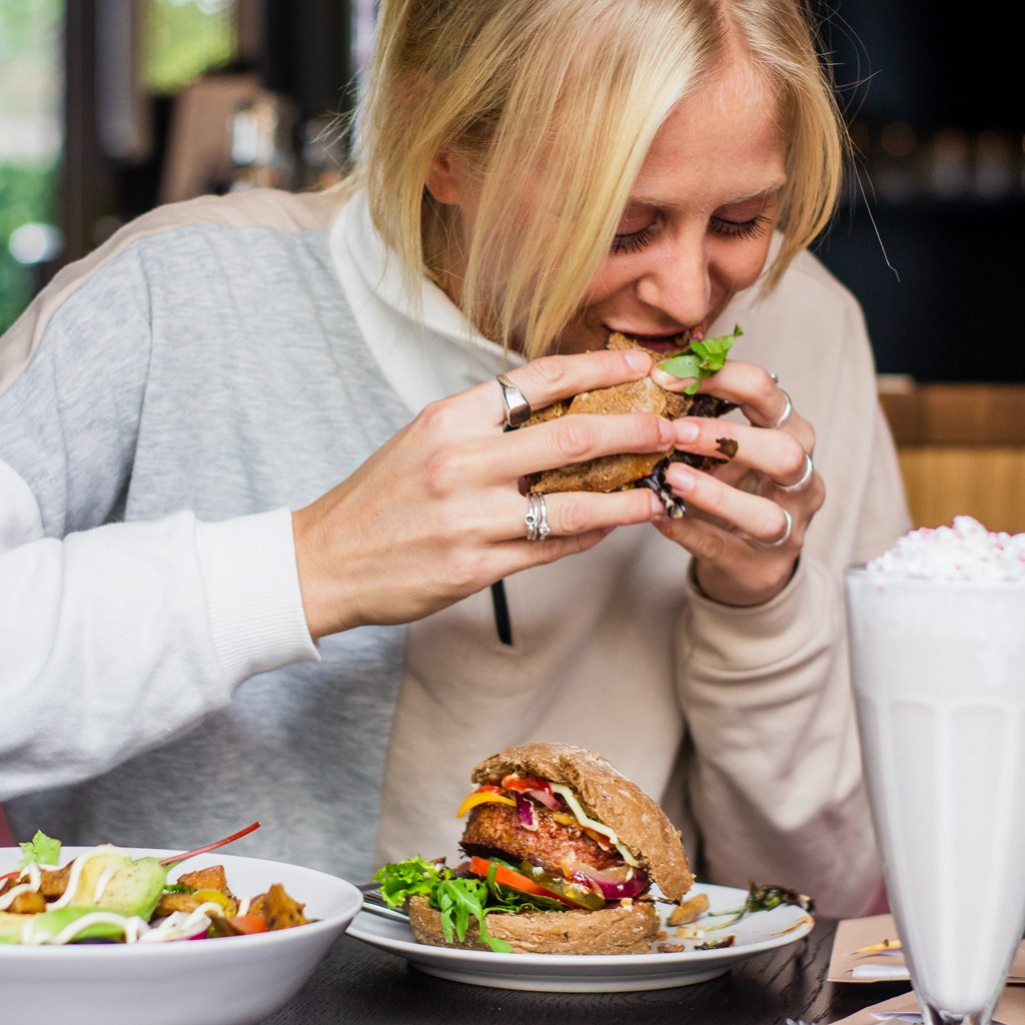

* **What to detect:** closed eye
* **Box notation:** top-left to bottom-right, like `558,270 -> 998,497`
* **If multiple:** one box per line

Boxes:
611,224 -> 658,255
710,214 -> 772,240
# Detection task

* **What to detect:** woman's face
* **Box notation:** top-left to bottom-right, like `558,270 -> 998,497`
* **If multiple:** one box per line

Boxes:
427,51 -> 787,355
557,59 -> 787,355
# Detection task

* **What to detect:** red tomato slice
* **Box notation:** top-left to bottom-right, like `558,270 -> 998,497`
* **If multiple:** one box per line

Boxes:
500,775 -> 553,795
228,914 -> 269,934
467,857 -> 582,909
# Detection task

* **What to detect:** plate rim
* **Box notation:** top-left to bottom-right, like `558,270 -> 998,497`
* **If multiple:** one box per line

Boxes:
346,879 -> 815,972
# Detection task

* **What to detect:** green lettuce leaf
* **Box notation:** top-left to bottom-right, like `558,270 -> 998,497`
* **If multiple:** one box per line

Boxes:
18,830 -> 61,869
658,323 -> 743,394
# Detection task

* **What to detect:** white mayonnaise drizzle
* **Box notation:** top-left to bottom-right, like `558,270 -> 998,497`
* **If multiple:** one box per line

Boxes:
47,846 -> 124,911
549,784 -> 640,867
0,883 -> 35,911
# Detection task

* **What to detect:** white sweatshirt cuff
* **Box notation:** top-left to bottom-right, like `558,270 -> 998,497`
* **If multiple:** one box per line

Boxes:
195,507 -> 320,686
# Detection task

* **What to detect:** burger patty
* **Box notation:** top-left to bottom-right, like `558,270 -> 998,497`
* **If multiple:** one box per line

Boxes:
460,802 -> 623,876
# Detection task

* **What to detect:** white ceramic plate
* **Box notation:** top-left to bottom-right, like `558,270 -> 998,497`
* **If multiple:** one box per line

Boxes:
0,847 -> 362,1025
347,880 -> 814,992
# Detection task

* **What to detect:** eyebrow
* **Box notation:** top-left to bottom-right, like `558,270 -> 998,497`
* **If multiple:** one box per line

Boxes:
628,178 -> 788,210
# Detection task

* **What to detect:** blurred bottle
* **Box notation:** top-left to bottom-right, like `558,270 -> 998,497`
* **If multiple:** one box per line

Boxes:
228,90 -> 297,191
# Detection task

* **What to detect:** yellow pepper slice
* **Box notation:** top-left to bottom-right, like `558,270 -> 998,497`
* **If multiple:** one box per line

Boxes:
455,791 -> 517,819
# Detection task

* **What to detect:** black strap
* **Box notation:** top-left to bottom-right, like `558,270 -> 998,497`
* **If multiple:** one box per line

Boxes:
490,579 -> 513,646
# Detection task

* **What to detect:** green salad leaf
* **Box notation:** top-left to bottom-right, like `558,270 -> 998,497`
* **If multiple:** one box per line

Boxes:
18,829 -> 61,869
373,856 -> 573,953
658,323 -> 743,394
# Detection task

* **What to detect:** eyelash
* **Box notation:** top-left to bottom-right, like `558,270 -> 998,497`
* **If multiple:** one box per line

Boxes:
610,214 -> 771,255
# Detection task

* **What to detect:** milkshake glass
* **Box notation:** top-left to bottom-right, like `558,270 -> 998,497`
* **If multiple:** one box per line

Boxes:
845,522 -> 1025,1025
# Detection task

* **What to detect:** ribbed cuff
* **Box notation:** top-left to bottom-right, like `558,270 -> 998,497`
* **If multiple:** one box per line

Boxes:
194,507 -> 320,687
685,558 -> 830,675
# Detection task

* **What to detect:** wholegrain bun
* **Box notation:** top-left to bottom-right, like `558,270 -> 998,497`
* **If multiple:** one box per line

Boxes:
526,333 -> 731,495
407,894 -> 660,955
472,742 -> 694,902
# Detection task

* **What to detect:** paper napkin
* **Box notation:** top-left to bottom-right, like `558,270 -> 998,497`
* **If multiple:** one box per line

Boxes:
828,985 -> 1025,1025
828,915 -> 1025,985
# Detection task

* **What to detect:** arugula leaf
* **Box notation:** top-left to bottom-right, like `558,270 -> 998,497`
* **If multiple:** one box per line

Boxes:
18,830 -> 61,869
377,852 -> 537,947
658,323 -> 743,394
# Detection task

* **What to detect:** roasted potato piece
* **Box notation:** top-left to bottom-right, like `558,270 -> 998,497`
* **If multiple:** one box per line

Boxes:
175,865 -> 231,893
249,883 -> 309,930
667,892 -> 710,927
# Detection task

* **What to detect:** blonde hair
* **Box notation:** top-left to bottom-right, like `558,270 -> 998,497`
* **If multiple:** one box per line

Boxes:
345,0 -> 845,358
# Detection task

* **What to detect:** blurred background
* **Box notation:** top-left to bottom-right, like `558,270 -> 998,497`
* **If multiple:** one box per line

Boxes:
1,0 -> 1023,531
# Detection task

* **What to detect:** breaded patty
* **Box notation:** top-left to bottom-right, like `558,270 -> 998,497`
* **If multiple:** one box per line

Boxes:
460,801 -> 622,876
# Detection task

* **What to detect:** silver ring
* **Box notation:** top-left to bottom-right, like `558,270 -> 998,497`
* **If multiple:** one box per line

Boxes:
772,451 -> 814,493
524,493 -> 551,541
496,373 -> 532,430
758,389 -> 793,430
756,508 -> 793,549
768,371 -> 779,384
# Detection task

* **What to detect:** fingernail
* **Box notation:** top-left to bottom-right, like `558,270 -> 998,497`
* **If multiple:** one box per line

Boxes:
675,419 -> 699,443
667,465 -> 696,493
624,350 -> 652,372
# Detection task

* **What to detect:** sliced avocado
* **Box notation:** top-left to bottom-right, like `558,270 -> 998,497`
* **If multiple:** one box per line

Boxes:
77,855 -> 168,920
0,906 -> 129,943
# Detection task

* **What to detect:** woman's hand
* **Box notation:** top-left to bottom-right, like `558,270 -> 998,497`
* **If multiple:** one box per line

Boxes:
651,359 -> 824,607
293,347 -> 673,640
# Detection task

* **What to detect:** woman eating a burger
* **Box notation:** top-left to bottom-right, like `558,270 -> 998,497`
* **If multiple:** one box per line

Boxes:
0,0 -> 907,918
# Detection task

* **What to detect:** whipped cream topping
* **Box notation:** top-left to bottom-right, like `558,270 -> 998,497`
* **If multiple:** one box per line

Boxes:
867,516 -> 1025,580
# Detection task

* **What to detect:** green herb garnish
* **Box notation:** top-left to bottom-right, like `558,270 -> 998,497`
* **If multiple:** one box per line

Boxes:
704,882 -> 814,932
18,830 -> 61,869
658,324 -> 742,394
373,856 -> 515,953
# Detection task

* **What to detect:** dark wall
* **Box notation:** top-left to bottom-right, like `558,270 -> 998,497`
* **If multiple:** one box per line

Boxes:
811,3 -> 1025,381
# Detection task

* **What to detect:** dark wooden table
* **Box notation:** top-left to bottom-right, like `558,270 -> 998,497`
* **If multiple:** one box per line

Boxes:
263,918 -> 909,1024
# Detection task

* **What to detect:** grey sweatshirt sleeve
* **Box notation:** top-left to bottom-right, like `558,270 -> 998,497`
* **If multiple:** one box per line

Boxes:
0,243 -> 317,801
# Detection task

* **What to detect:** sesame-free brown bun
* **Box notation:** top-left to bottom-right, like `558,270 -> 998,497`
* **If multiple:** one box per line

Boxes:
472,742 -> 694,902
407,894 -> 660,955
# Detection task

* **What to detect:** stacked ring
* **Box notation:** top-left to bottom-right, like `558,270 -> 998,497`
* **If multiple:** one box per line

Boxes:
525,493 -> 550,541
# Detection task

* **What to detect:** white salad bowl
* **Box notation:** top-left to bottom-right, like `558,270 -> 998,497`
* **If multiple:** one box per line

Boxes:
0,847 -> 362,1025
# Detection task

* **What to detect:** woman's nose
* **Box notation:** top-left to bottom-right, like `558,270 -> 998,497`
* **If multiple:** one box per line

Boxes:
633,231 -> 711,329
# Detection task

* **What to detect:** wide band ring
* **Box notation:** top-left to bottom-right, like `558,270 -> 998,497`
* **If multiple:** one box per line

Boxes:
496,373 -> 532,430
772,451 -> 814,493
756,508 -> 793,549
758,389 -> 793,430
524,492 -> 551,541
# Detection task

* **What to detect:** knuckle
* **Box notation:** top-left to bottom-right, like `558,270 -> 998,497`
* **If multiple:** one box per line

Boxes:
552,417 -> 596,461
527,355 -> 569,388
554,495 -> 591,535
422,447 -> 464,496
698,530 -> 727,562
417,397 -> 459,436
783,442 -> 807,478
636,413 -> 672,449
447,549 -> 487,591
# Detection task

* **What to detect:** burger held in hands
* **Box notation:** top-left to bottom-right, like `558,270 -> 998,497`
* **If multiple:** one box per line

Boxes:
373,743 -> 694,954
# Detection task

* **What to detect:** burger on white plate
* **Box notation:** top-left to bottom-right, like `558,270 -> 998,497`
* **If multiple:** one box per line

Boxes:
372,743 -> 693,954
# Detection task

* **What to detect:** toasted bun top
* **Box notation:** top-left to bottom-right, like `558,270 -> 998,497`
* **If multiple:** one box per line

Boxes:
471,742 -> 693,902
